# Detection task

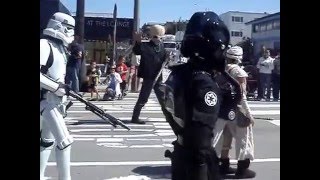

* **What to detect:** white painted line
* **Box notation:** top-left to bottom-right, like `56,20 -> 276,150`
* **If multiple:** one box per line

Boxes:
113,129 -> 154,132
67,110 -> 161,113
155,130 -> 174,133
71,104 -> 279,108
251,110 -> 280,115
162,138 -> 176,142
67,110 -> 280,115
113,134 -> 157,138
70,128 -> 153,132
156,132 -> 175,136
70,129 -> 111,132
72,105 -> 158,109
163,144 -> 174,148
71,134 -> 112,138
120,104 -> 161,108
129,145 -> 164,148
96,138 -> 124,142
90,102 -> 159,105
104,175 -> 151,180
65,117 -> 82,120
98,142 -> 124,146
269,120 -> 280,126
97,143 -> 128,148
73,138 -> 95,141
72,100 -> 158,105
248,104 -> 280,108
47,158 -> 280,166
147,118 -> 166,122
154,126 -> 171,129
68,124 -> 153,128
144,107 -> 161,110
41,177 -> 53,180
152,122 -> 169,126
126,138 -> 161,141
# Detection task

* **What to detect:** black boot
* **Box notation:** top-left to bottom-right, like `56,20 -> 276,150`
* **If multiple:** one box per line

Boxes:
235,159 -> 256,179
131,119 -> 146,124
131,104 -> 145,124
219,158 -> 237,174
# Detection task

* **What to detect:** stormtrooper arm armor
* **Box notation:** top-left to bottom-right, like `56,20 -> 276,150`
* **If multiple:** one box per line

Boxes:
40,73 -> 60,92
40,40 -> 66,96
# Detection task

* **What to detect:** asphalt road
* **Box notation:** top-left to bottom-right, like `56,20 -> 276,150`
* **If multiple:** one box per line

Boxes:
44,92 -> 280,180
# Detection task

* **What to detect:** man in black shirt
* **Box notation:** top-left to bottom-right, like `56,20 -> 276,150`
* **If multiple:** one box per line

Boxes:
131,25 -> 167,124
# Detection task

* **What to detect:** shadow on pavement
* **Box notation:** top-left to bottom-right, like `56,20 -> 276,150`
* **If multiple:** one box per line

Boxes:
132,166 -> 171,179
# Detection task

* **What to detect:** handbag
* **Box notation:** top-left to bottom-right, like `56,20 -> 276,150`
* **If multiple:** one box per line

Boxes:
236,108 -> 252,127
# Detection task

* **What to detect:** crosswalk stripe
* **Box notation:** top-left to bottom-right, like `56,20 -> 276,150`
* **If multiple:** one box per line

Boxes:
67,110 -> 280,115
67,92 -> 279,146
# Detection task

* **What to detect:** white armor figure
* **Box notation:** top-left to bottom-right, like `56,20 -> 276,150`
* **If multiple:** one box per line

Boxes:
40,12 -> 75,180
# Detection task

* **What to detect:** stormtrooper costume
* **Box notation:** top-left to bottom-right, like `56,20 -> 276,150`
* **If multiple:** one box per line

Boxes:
40,12 -> 75,180
212,46 -> 255,178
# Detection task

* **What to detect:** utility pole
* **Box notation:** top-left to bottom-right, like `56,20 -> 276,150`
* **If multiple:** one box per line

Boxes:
75,0 -> 86,92
111,3 -> 118,67
131,0 -> 140,92
75,0 -> 85,44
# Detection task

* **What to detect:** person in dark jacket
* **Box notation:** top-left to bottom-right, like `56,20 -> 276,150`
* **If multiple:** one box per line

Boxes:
131,24 -> 167,124
65,43 -> 83,93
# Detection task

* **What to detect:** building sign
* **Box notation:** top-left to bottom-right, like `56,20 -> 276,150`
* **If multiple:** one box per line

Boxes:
83,17 -> 134,41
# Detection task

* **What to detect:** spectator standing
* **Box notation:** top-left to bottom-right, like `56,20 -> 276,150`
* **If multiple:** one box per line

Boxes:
116,55 -> 129,98
65,43 -> 83,93
272,52 -> 280,101
87,61 -> 100,100
256,50 -> 274,101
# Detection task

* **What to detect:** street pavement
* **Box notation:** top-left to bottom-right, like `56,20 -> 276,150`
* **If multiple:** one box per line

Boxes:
44,91 -> 280,180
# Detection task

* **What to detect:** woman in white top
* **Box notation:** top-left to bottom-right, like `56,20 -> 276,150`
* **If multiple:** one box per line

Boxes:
103,66 -> 123,100
213,46 -> 255,178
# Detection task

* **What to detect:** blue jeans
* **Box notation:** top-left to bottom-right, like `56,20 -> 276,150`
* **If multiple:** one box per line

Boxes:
65,67 -> 79,93
259,73 -> 272,99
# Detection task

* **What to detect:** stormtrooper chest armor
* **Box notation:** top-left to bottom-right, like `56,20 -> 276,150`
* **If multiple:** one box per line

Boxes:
47,41 -> 68,84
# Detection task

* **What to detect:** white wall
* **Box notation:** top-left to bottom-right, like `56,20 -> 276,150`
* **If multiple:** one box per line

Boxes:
220,12 -> 268,45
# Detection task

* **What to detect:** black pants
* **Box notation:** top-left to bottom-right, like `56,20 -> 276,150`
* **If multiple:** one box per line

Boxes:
120,81 -> 127,94
171,123 -> 221,180
132,78 -> 165,120
272,73 -> 280,100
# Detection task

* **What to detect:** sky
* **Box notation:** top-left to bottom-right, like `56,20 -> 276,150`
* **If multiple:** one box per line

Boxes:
61,0 -> 280,26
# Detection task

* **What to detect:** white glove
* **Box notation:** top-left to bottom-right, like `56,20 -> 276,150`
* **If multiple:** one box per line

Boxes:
54,83 -> 70,97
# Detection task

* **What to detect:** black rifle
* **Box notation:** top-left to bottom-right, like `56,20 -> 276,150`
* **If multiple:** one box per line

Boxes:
152,51 -> 172,87
68,91 -> 130,131
254,117 -> 274,120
